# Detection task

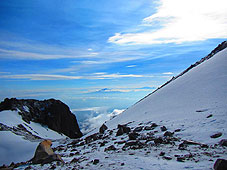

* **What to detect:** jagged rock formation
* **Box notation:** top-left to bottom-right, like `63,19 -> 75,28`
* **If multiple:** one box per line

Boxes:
0,98 -> 82,139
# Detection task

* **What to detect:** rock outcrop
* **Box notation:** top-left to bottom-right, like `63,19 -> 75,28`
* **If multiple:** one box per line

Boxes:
30,140 -> 64,164
0,98 -> 82,138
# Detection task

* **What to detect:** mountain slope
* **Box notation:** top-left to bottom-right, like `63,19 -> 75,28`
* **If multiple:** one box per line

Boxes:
106,47 -> 227,144
1,43 -> 226,169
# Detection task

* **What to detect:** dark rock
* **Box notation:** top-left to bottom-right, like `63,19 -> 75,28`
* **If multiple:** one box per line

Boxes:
128,132 -> 139,140
99,124 -> 108,134
144,126 -> 153,130
30,140 -> 64,165
70,158 -> 79,163
177,157 -> 185,162
123,141 -> 145,149
0,98 -> 82,138
154,137 -> 164,144
164,131 -> 174,137
121,163 -> 125,166
133,126 -> 143,132
50,164 -> 56,169
151,123 -> 158,128
219,139 -> 227,146
178,142 -> 187,150
114,140 -> 126,145
85,133 -> 102,144
174,129 -> 181,132
25,166 -> 32,170
159,152 -> 165,156
93,159 -> 99,165
160,126 -> 167,131
104,145 -> 116,152
206,114 -> 213,118
213,159 -> 227,170
116,124 -> 131,136
211,133 -> 222,138
163,156 -> 172,160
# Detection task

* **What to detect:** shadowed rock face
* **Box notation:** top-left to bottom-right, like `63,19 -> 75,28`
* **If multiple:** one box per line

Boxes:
0,98 -> 82,138
31,140 -> 64,165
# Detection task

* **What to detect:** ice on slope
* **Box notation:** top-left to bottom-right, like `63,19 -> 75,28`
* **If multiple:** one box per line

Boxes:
106,48 -> 227,144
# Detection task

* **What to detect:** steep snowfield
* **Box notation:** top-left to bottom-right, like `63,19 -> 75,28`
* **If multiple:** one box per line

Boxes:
106,48 -> 227,144
0,110 -> 66,139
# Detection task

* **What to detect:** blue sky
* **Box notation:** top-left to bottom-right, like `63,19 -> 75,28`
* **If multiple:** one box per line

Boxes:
0,0 -> 226,128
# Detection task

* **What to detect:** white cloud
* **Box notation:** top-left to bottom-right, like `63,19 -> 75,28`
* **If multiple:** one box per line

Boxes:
108,0 -> 227,45
81,109 -> 124,134
126,65 -> 137,68
0,73 -> 148,80
162,72 -> 174,75
0,74 -> 82,80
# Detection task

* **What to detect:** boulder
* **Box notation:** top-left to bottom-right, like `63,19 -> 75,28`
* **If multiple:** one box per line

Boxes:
210,133 -> 222,138
213,159 -> 227,170
160,126 -> 167,132
30,140 -> 64,165
219,139 -> 227,146
133,126 -> 143,132
164,131 -> 174,137
99,124 -> 108,134
104,145 -> 116,152
128,132 -> 139,140
116,124 -> 131,136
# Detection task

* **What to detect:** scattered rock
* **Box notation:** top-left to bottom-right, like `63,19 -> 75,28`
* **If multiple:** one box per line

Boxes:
70,158 -> 79,164
174,129 -> 181,132
116,124 -> 131,136
160,126 -> 167,131
163,156 -> 172,160
93,159 -> 99,165
164,131 -> 174,137
104,145 -> 116,152
178,142 -> 187,150
213,159 -> 227,170
128,132 -> 139,140
30,140 -> 64,165
123,141 -> 144,149
50,164 -> 56,169
211,133 -> 222,138
177,157 -> 185,162
133,126 -> 143,132
154,137 -> 164,145
99,124 -> 108,134
144,126 -> 153,130
219,139 -> 227,146
206,114 -> 213,118
159,152 -> 165,156
85,133 -> 102,144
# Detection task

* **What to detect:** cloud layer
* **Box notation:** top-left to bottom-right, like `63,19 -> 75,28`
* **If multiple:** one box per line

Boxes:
109,0 -> 227,45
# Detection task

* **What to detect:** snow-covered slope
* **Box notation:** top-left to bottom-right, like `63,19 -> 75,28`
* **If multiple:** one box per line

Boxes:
106,48 -> 227,144
0,110 -> 66,165
1,44 -> 226,169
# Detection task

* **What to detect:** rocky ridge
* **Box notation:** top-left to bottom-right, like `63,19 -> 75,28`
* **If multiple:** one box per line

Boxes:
0,98 -> 82,139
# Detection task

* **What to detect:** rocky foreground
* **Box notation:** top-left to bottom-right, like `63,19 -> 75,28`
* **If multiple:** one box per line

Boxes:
1,121 -> 226,170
